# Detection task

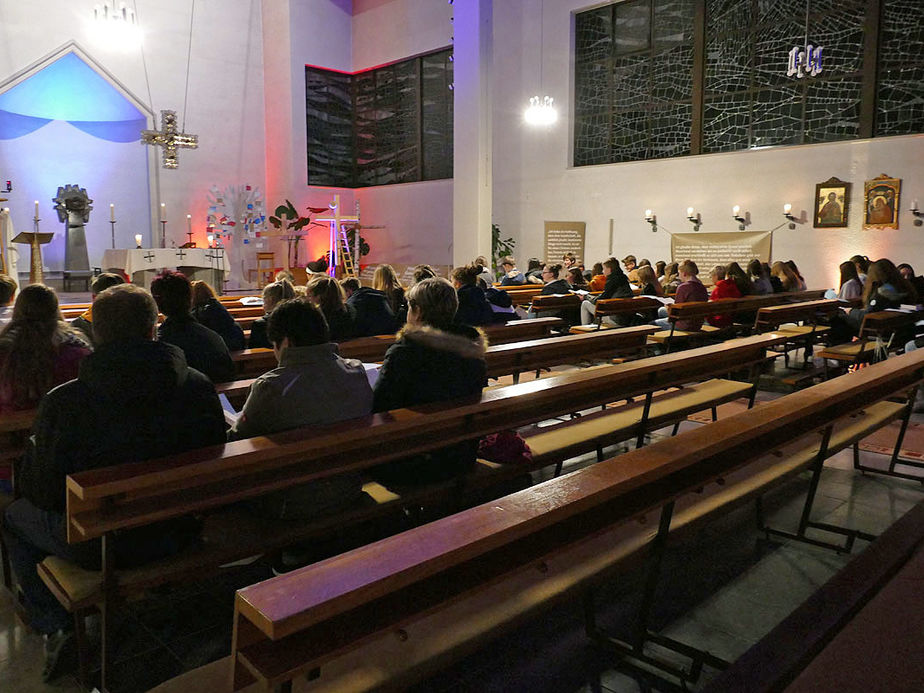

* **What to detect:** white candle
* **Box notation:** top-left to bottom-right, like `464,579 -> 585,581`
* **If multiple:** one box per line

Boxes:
34,200 -> 39,219
783,203 -> 792,214
186,214 -> 192,234
207,234 -> 214,248
160,202 -> 166,221
645,209 -> 652,218
134,234 -> 143,247
687,207 -> 695,217
913,199 -> 920,212
110,203 -> 115,221
732,205 -> 740,216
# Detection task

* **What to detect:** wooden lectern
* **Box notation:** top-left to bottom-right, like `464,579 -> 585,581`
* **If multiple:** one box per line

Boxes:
13,231 -> 54,285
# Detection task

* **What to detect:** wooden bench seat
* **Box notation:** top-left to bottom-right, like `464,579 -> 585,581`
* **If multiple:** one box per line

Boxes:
818,308 -> 922,378
229,350 -> 924,692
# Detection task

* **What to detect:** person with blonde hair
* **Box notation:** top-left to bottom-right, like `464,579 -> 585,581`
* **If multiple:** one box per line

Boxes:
190,280 -> 245,350
249,279 -> 296,348
371,277 -> 487,486
771,261 -> 801,292
373,264 -> 406,322
306,274 -> 357,341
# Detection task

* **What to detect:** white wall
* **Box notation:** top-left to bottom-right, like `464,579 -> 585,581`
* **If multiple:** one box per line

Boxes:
352,0 -> 454,267
0,0 -> 267,269
492,0 -> 924,291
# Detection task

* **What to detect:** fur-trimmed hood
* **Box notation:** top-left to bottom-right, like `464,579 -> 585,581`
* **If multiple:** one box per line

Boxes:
397,323 -> 487,360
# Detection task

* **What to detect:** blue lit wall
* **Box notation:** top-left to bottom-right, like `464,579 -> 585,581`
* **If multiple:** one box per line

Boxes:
0,51 -> 150,272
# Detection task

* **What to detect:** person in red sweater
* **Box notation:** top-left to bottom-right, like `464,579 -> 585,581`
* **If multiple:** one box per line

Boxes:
708,265 -> 742,327
653,260 -> 709,330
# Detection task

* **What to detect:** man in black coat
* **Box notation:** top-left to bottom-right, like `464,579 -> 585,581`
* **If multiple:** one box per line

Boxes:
341,277 -> 397,337
151,270 -> 235,383
2,284 -> 226,681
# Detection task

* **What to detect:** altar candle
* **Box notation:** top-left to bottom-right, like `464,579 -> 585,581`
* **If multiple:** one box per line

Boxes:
34,200 -> 39,219
207,234 -> 214,248
135,234 -> 143,247
187,214 -> 192,234
160,202 -> 166,221
110,203 -> 115,221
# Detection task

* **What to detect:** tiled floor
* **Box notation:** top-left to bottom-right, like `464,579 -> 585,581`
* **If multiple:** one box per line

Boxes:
2,373 -> 923,692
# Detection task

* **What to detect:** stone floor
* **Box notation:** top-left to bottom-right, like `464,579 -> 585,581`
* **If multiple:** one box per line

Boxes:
2,371 -> 923,692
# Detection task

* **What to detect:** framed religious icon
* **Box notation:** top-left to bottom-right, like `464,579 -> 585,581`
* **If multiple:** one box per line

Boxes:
813,177 -> 850,228
864,174 -> 901,230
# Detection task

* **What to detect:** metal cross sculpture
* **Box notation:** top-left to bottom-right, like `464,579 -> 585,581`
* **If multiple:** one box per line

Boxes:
141,110 -> 198,169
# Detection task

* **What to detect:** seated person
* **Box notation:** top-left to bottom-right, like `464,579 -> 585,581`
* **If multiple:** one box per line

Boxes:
474,255 -> 495,287
837,260 -> 863,301
151,270 -> 234,383
829,258 -> 913,343
748,259 -> 773,295
499,256 -> 526,286
0,284 -> 91,414
412,264 -> 438,285
2,284 -> 224,681
230,297 -> 373,519
373,264 -> 407,324
634,264 -> 662,323
70,272 -> 124,345
0,273 -> 15,326
341,277 -> 397,336
567,267 -> 588,290
525,258 -> 544,284
623,254 -> 640,283
538,263 -> 571,295
191,280 -> 245,350
897,263 -> 924,301
588,262 -> 606,291
653,260 -> 709,331
305,274 -> 357,342
580,258 -> 633,325
372,278 -> 487,487
707,264 -> 742,328
249,279 -> 296,348
453,264 -> 505,326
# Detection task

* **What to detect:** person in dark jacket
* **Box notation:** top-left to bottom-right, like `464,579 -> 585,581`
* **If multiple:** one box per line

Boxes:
372,277 -> 487,487
70,272 -> 124,346
341,277 -> 397,336
2,284 -> 225,681
250,279 -> 296,349
580,257 -> 633,324
151,270 -> 234,383
538,263 -> 571,295
190,280 -> 245,350
829,258 -> 913,343
452,264 -> 504,326
306,274 -> 357,342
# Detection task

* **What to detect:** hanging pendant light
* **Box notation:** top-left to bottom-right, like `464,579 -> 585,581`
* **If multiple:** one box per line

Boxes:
524,0 -> 557,127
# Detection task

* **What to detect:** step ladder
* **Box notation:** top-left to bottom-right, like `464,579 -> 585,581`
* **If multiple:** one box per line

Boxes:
338,226 -> 357,278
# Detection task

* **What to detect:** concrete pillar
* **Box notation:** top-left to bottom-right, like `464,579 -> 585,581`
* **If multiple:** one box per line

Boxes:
452,0 -> 493,267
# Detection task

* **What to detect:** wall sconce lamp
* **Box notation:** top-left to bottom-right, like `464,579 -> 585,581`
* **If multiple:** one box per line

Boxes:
645,209 -> 657,232
783,203 -> 798,229
911,199 -> 923,227
687,207 -> 701,231
732,205 -> 748,230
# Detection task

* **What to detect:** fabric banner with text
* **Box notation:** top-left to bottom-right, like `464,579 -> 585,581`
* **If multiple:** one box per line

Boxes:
544,221 -> 586,265
671,231 -> 772,269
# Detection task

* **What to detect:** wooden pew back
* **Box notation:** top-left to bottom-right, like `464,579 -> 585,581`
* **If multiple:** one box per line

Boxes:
230,348 -> 924,685
65,333 -> 789,544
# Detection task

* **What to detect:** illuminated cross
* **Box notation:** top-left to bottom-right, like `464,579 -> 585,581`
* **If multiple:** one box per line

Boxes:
316,195 -> 359,277
141,110 -> 198,169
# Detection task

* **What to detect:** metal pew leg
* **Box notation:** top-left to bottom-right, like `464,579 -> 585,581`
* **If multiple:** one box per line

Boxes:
854,389 -> 924,481
584,501 -> 729,685
760,426 -> 876,553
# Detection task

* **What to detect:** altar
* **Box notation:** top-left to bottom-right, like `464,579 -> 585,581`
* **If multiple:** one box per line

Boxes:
102,248 -> 229,289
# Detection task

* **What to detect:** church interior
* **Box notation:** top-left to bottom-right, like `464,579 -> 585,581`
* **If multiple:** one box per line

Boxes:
0,0 -> 922,691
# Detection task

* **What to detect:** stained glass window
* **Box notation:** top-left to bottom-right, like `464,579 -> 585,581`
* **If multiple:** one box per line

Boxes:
305,48 -> 453,187
574,0 -> 922,166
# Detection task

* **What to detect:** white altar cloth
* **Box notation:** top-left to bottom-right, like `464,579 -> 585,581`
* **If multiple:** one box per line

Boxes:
102,248 -> 229,278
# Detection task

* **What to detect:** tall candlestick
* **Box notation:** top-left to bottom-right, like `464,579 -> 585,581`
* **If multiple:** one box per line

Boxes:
110,203 -> 115,221
186,214 -> 192,234
160,202 -> 166,221
34,200 -> 39,220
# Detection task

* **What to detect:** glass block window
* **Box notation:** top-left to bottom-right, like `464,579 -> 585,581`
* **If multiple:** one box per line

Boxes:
574,0 -> 923,166
305,48 -> 453,188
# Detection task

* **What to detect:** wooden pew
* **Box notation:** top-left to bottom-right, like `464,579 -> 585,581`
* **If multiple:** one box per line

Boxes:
754,298 -> 842,371
228,349 -> 924,692
527,293 -> 582,317
230,318 -> 567,380
39,333 -> 792,687
704,500 -> 924,693
570,296 -> 664,333
818,308 -> 922,378
221,326 -> 659,406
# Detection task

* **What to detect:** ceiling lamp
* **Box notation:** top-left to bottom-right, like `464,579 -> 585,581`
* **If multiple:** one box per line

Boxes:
524,0 -> 557,127
92,2 -> 141,50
